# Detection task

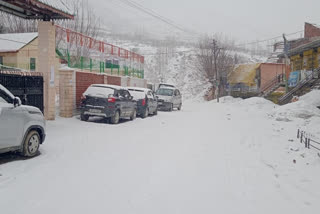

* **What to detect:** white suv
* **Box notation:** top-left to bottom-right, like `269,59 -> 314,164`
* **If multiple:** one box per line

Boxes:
156,86 -> 182,111
0,84 -> 46,157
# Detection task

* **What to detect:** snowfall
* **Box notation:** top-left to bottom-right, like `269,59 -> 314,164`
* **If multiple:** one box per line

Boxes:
0,90 -> 320,214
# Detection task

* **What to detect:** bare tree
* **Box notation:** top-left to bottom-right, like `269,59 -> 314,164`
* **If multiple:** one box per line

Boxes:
195,36 -> 236,100
0,11 -> 37,33
56,0 -> 101,66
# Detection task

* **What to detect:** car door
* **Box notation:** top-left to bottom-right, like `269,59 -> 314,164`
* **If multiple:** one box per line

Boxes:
147,90 -> 155,113
123,90 -> 134,116
0,90 -> 24,149
118,89 -> 129,117
172,90 -> 179,107
176,90 -> 182,106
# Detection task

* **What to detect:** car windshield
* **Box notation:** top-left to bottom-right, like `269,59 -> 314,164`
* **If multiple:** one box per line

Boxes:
156,88 -> 173,96
128,90 -> 146,100
84,86 -> 115,98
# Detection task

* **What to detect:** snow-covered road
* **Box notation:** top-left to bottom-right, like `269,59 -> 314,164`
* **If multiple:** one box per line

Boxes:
1,98 -> 320,214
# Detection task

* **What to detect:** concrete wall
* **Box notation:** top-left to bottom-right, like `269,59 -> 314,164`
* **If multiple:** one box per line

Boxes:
305,22 -> 320,39
0,52 -> 17,68
75,71 -> 105,107
260,63 -> 286,90
16,38 -> 38,70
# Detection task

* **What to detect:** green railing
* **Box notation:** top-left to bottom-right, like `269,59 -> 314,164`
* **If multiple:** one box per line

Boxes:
56,48 -> 144,78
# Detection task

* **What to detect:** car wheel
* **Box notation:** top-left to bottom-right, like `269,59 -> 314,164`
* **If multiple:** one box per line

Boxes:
169,104 -> 173,112
22,130 -> 40,157
142,108 -> 149,118
130,109 -> 137,120
80,113 -> 89,121
110,111 -> 120,124
154,108 -> 158,115
178,103 -> 182,111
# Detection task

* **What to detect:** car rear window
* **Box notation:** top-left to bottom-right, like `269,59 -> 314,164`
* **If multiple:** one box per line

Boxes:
84,86 -> 115,98
156,88 -> 174,96
128,90 -> 146,100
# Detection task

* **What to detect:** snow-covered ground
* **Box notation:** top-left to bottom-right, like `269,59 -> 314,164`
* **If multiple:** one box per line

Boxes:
1,91 -> 320,214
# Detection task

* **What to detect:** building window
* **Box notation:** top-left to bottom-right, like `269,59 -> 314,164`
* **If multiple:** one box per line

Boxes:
0,56 -> 3,67
30,58 -> 36,71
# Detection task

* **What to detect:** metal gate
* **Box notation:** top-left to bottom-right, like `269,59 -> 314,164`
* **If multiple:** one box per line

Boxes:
0,71 -> 44,112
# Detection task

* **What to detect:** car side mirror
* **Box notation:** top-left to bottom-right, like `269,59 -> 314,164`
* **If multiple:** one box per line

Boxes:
156,96 -> 159,99
129,96 -> 133,100
13,97 -> 21,107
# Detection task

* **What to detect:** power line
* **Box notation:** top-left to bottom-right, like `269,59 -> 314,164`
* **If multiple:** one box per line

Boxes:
116,0 -> 197,36
235,30 -> 304,47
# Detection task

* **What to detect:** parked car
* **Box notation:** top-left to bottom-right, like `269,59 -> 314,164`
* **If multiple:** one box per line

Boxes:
0,84 -> 46,157
80,84 -> 137,124
156,86 -> 182,111
128,87 -> 158,118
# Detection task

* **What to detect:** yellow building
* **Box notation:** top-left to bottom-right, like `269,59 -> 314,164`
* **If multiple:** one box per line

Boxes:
0,32 -> 38,71
287,39 -> 320,71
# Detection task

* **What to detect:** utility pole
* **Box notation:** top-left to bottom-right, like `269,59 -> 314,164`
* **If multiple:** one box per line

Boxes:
212,39 -> 221,102
283,34 -> 289,93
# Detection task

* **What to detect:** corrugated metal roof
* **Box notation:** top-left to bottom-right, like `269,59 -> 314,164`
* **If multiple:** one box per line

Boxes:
0,33 -> 38,52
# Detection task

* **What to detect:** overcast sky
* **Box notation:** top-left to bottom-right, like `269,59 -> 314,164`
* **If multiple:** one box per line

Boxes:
91,0 -> 320,42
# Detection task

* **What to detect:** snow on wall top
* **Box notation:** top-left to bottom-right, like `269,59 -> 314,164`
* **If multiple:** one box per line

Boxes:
0,33 -> 38,52
36,0 -> 74,15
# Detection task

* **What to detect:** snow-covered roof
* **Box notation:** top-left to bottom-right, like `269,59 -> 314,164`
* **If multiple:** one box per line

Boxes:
228,63 -> 261,86
0,32 -> 38,52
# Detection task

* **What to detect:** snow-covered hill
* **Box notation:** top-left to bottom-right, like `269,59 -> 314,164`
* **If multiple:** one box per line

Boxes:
105,37 -> 268,100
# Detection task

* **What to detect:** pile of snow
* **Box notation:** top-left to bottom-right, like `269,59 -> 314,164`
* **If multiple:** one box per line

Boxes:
273,90 -> 320,120
237,97 -> 278,111
214,96 -> 243,104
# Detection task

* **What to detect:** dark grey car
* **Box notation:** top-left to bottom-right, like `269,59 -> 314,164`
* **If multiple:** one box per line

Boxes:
128,87 -> 158,118
80,84 -> 137,124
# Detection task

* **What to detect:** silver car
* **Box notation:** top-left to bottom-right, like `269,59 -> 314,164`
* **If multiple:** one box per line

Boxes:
156,87 -> 182,111
0,84 -> 46,157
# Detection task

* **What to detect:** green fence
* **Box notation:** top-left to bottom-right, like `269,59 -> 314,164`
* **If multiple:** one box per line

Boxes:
56,49 -> 144,78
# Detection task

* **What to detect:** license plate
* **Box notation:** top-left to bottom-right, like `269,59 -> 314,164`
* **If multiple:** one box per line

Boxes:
158,102 -> 163,105
89,109 -> 101,113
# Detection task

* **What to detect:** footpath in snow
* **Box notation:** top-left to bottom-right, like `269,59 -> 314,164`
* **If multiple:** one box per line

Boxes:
0,90 -> 320,214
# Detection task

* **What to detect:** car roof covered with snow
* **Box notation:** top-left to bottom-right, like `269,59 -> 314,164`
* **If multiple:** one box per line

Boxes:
90,84 -> 126,90
127,87 -> 151,94
157,86 -> 176,90
159,83 -> 175,88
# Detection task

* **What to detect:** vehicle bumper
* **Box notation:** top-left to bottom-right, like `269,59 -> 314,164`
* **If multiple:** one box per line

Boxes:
137,106 -> 147,116
157,101 -> 172,110
81,105 -> 115,118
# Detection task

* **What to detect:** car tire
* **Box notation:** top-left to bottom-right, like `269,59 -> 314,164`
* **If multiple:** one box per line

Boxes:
110,111 -> 120,124
22,130 -> 40,157
142,108 -> 149,118
169,104 -> 173,112
178,103 -> 182,111
154,108 -> 158,115
130,109 -> 137,120
80,113 -> 89,121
